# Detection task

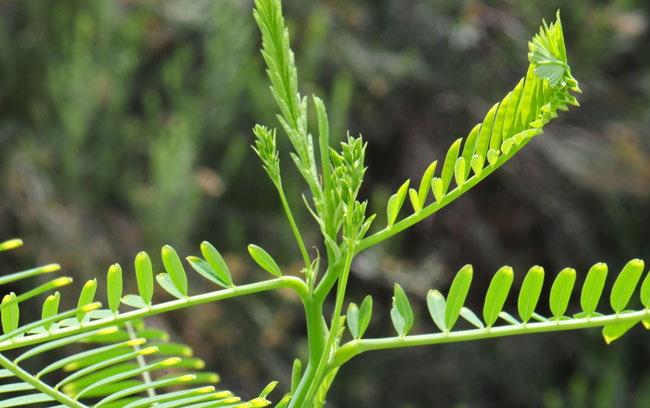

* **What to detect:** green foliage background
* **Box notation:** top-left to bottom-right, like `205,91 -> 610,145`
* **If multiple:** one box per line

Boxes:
1,0 -> 649,406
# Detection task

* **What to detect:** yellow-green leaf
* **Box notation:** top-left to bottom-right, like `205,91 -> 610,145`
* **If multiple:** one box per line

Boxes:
107,264 -> 123,314
445,264 -> 473,330
518,265 -> 544,323
200,241 -> 233,287
77,280 -> 97,322
391,283 -> 413,336
248,244 -> 282,277
610,259 -> 644,313
580,262 -> 607,316
417,161 -> 437,207
549,268 -> 576,320
161,245 -> 188,296
427,289 -> 447,332
483,266 -> 514,327
135,252 -> 154,306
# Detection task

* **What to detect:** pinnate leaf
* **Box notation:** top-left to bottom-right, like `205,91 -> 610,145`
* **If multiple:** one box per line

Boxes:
610,259 -> 644,313
445,265 -> 473,330
391,283 -> 413,336
156,273 -> 186,299
427,289 -> 447,332
248,244 -> 283,277
77,279 -> 97,322
200,241 -> 233,287
580,262 -> 607,316
1,293 -> 19,334
107,264 -> 123,314
441,138 -> 462,194
640,268 -> 650,309
162,245 -> 188,296
418,161 -> 437,206
483,266 -> 514,327
549,268 -> 576,320
358,295 -> 373,339
518,265 -> 544,323
603,319 -> 638,344
347,303 -> 359,339
386,179 -> 410,226
135,251 -> 154,306
187,256 -> 230,288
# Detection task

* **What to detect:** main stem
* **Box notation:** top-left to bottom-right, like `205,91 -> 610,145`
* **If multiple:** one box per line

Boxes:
290,244 -> 354,407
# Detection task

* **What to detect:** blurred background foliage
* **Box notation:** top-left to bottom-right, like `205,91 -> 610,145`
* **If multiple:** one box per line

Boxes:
0,0 -> 649,406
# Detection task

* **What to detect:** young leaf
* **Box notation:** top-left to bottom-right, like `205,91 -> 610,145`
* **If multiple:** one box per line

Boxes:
610,259 -> 644,313
248,244 -> 283,277
483,266 -> 514,327
501,138 -> 515,155
291,358 -> 302,394
418,161 -> 437,207
549,268 -> 576,320
475,102 -> 500,160
391,283 -> 414,336
460,124 -> 481,178
470,155 -> 483,176
161,245 -> 188,296
0,238 -> 23,252
358,295 -> 373,339
460,307 -> 485,329
487,149 -> 499,166
408,188 -> 420,213
386,179 -> 410,226
1,293 -> 19,334
200,241 -> 234,287
427,289 -> 448,332
259,381 -> 278,398
602,319 -> 638,344
121,294 -> 148,309
77,279 -> 98,322
431,177 -> 443,202
454,157 -> 466,187
135,251 -> 154,306
518,265 -> 544,323
498,311 -> 520,325
107,264 -> 123,314
441,138 -> 462,194
41,292 -> 60,331
187,256 -> 230,288
445,265 -> 473,330
347,303 -> 359,339
640,269 -> 650,309
580,262 -> 607,316
156,273 -> 186,299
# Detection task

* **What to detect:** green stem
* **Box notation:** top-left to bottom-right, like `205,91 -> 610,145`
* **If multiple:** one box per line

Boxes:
276,180 -> 311,267
125,321 -> 155,399
0,276 -> 308,352
356,140 -> 530,253
0,353 -> 88,408
293,243 -> 354,407
333,309 -> 650,366
314,259 -> 342,303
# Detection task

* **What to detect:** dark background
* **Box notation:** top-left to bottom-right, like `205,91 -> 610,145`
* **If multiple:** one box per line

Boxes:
1,0 -> 650,406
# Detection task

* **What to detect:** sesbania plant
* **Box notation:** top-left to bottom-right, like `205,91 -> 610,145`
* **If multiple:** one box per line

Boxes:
0,1 -> 648,407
